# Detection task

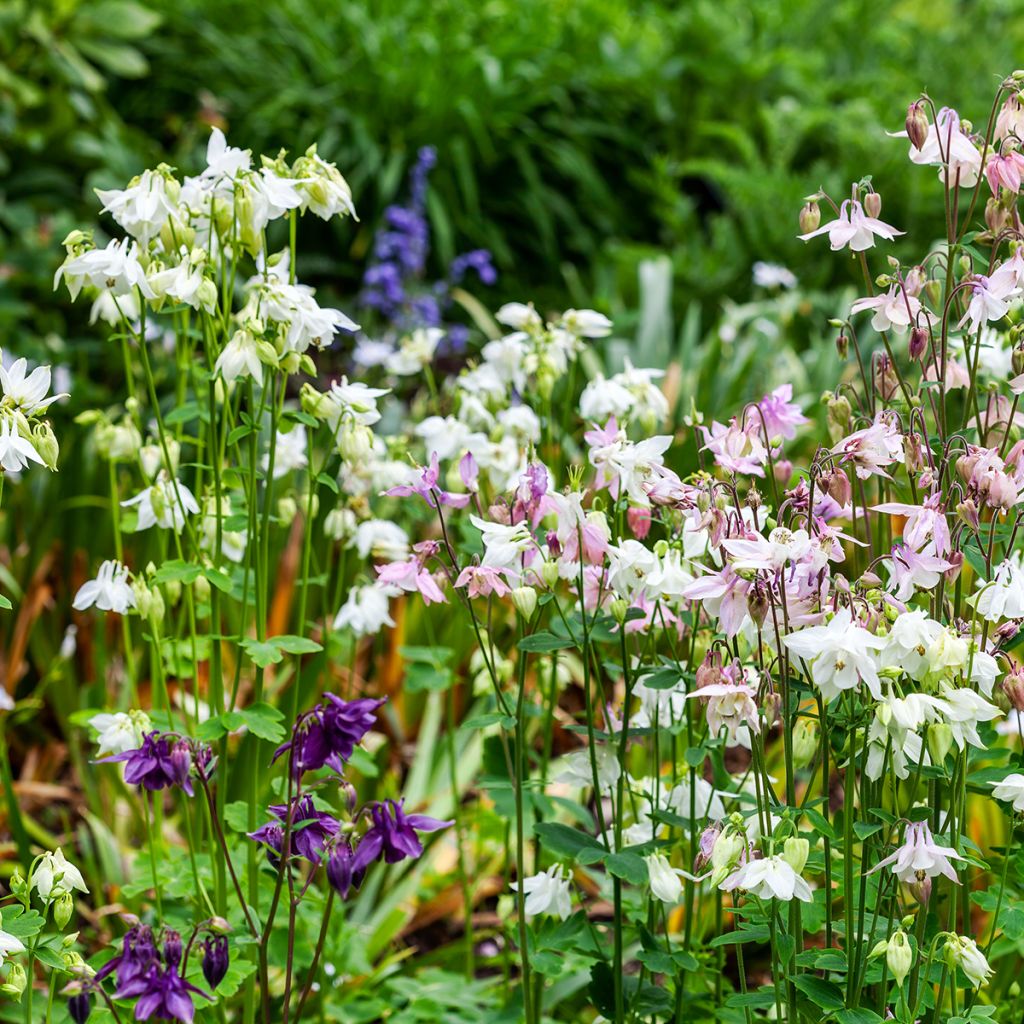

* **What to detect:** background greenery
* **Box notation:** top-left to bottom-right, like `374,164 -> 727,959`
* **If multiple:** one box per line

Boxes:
5,0 -> 1024,346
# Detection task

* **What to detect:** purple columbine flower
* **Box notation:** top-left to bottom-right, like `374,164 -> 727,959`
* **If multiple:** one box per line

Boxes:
274,695 -> 385,777
116,964 -> 210,1024
200,935 -> 229,990
248,794 -> 341,863
95,923 -> 159,989
67,989 -> 92,1024
326,836 -> 364,898
352,799 -> 453,873
99,733 -> 196,796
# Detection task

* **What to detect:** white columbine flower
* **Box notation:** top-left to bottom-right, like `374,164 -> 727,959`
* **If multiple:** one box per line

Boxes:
944,935 -> 993,989
646,853 -> 685,904
0,916 -> 25,966
55,238 -> 156,302
719,854 -> 813,902
89,710 -> 153,756
387,328 -> 444,376
73,560 -> 136,614
871,821 -> 963,884
216,329 -> 265,385
0,416 -> 44,473
783,608 -> 886,701
121,472 -> 200,532
511,864 -> 573,919
31,848 -> 88,901
0,355 -> 67,415
971,559 -> 1024,621
991,773 -> 1024,811
95,168 -> 180,246
333,584 -> 397,637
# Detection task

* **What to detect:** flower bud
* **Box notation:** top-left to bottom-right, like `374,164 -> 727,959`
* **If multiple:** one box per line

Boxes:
906,101 -> 930,150
910,875 -> 932,905
783,837 -> 809,874
823,468 -> 852,507
1,962 -> 26,997
792,718 -> 819,769
799,201 -> 821,234
1003,666 -> 1024,711
511,586 -> 538,620
54,891 -> 75,929
201,934 -> 230,990
927,723 -> 954,765
1014,344 -> 1024,377
609,597 -> 629,625
32,421 -> 60,470
277,495 -> 298,522
986,197 -> 1010,235
68,990 -> 92,1024
864,192 -> 882,218
909,325 -> 929,362
887,929 -> 914,987
835,332 -> 849,360
956,498 -> 980,532
540,559 -> 560,589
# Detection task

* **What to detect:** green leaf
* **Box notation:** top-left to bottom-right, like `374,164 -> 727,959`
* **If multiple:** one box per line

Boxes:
533,822 -> 603,860
791,974 -> 845,1011
605,851 -> 647,884
224,801 -> 251,833
517,631 -> 575,653
835,1010 -> 884,1024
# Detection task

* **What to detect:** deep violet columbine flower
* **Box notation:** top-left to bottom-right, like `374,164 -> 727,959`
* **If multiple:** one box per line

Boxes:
273,694 -> 385,777
326,836 -> 362,898
351,799 -> 453,873
98,732 -> 199,795
116,964 -> 211,1024
200,935 -> 229,990
248,794 -> 341,863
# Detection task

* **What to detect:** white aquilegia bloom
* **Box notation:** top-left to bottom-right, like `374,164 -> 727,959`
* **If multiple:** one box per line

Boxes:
990,773 -> 1024,811
944,935 -> 993,989
783,607 -> 885,701
121,473 -> 200,532
719,853 -> 813,902
387,327 -> 444,376
555,746 -> 621,793
646,853 -> 685,904
470,515 -> 535,571
351,520 -> 410,562
73,560 -> 136,614
55,238 -> 156,302
31,848 -> 88,901
333,584 -> 397,637
971,559 -> 1024,621
266,425 -> 308,478
89,710 -> 153,756
95,167 -> 180,246
0,916 -> 25,966
0,416 -> 44,473
511,864 -> 573,919
216,328 -> 266,385
798,199 -> 903,252
0,355 -> 67,415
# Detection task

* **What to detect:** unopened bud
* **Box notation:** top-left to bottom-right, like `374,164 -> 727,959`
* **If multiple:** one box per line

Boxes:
512,586 -> 538,621
799,201 -> 821,234
1003,667 -> 1024,711
906,101 -> 930,150
887,929 -> 914,987
609,597 -> 629,625
835,332 -> 849,360
792,718 -> 819,769
909,325 -> 929,362
782,837 -> 809,874
927,723 -> 954,765
864,192 -> 882,218
54,891 -> 75,929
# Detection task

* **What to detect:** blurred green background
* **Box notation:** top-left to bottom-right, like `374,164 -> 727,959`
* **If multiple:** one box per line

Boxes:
3,0 -> 1024,351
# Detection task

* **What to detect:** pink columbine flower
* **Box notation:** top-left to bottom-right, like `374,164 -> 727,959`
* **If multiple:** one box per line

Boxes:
798,199 -> 903,252
700,418 -> 768,477
686,680 -> 760,743
681,565 -> 752,638
831,414 -> 903,480
870,820 -> 964,886
886,542 -> 955,601
752,384 -> 808,441
454,565 -> 514,599
850,285 -> 931,333
376,545 -> 447,605
385,451 -> 471,509
873,493 -> 951,555
985,149 -> 1024,195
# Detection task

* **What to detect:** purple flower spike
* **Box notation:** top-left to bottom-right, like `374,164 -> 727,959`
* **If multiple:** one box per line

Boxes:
326,837 -> 364,898
352,799 -> 453,873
